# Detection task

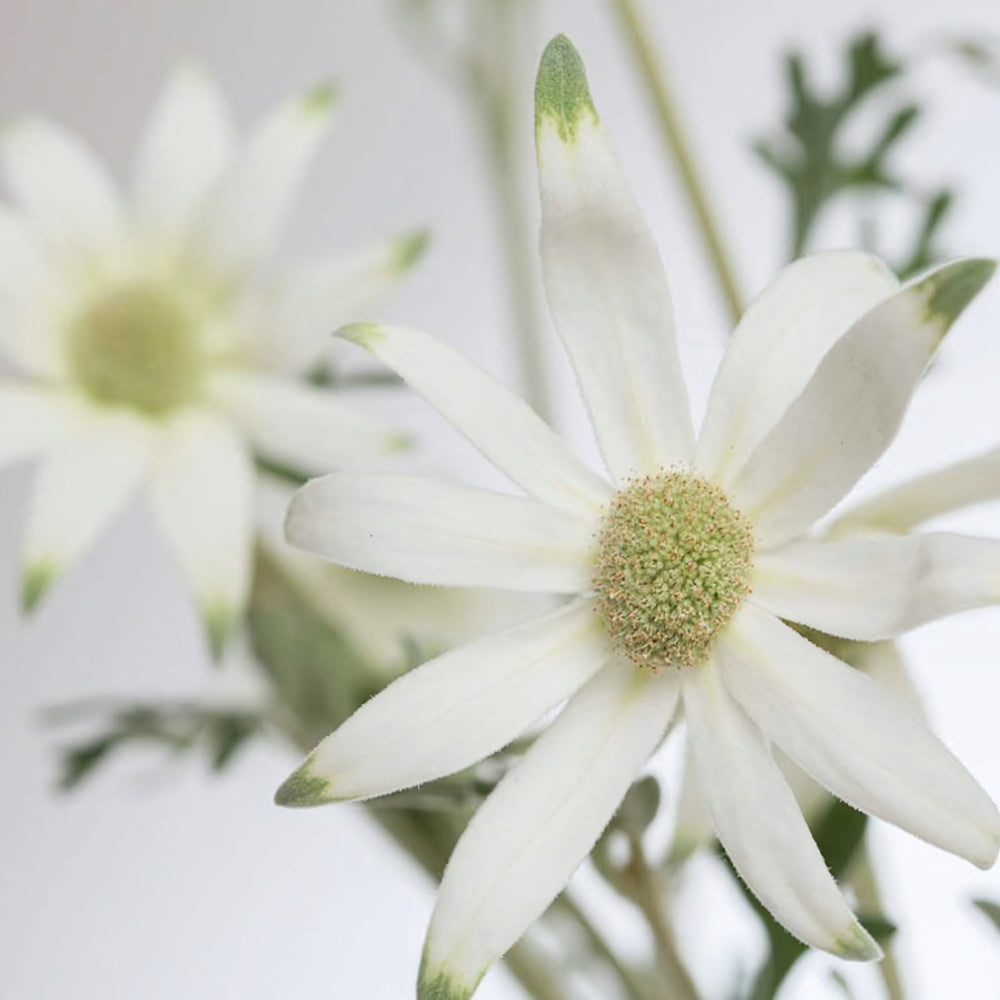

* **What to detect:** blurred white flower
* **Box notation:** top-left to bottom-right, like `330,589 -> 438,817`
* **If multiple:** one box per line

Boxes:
278,35 -> 1000,1000
0,66 -> 424,652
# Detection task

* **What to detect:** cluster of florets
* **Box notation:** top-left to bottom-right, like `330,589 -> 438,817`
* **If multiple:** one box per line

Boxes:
592,471 -> 754,670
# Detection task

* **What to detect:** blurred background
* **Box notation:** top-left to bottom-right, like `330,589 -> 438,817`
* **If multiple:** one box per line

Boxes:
2,0 -> 1000,997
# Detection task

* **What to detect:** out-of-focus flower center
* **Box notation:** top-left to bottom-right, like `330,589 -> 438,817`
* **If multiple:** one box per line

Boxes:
69,282 -> 203,415
593,472 -> 754,670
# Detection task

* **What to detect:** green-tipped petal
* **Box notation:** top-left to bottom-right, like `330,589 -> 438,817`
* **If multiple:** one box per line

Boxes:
922,257 -> 995,333
418,950 -> 476,1000
534,35 -> 597,142
22,561 -> 56,614
204,601 -> 236,661
274,762 -> 333,807
303,80 -> 339,114
337,321 -> 383,349
392,227 -> 430,271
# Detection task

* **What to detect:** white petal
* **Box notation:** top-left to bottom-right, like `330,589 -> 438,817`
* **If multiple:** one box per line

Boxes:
339,323 -> 612,517
752,532 -> 1000,640
22,410 -> 155,609
696,252 -> 898,486
681,660 -> 879,960
132,64 -> 236,242
731,259 -> 995,548
720,603 -> 1000,869
668,738 -> 715,865
0,386 -> 75,466
421,660 -> 679,997
263,231 -> 428,372
210,370 -> 407,477
535,38 -> 693,481
832,443 -> 1000,536
194,84 -> 336,274
852,641 -> 927,722
285,473 -> 596,593
148,409 -> 254,655
0,118 -> 123,258
275,598 -> 608,805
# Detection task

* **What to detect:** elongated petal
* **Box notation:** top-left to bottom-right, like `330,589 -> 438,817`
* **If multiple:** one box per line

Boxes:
721,603 -> 1000,868
732,259 -> 995,548
340,323 -> 612,517
195,83 -> 336,274
421,660 -> 679,999
275,598 -> 607,805
681,661 -> 879,960
132,64 -> 236,241
0,118 -> 122,258
22,411 -> 155,610
263,231 -> 428,372
696,252 -> 898,486
286,473 -> 596,593
535,36 -> 693,481
0,386 -> 75,467
210,370 -> 408,477
148,410 -> 254,656
832,443 -> 1000,536
752,532 -> 1000,640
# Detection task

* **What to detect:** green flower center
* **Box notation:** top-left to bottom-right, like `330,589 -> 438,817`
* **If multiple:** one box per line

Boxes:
69,282 -> 203,415
593,472 -> 754,670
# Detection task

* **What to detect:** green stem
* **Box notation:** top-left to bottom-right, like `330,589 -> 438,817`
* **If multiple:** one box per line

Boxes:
609,0 -> 744,325
853,846 -> 907,1000
627,834 -> 703,1000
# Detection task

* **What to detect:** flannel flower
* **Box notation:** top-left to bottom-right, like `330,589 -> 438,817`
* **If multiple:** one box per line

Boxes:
278,36 -> 1000,999
0,66 -> 422,652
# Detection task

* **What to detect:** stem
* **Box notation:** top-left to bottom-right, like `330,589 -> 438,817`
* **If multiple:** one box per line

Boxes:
609,0 -> 744,325
853,846 -> 907,1000
627,834 -> 703,1000
471,1 -> 552,420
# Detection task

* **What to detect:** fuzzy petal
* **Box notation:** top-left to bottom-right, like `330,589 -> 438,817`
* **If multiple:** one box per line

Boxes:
148,410 -> 254,655
210,370 -> 408,478
535,36 -> 693,482
696,252 -> 898,487
752,532 -> 1000,640
0,118 -> 122,259
420,660 -> 679,999
0,386 -> 75,467
21,410 -> 155,610
721,603 -> 1000,869
339,323 -> 612,518
275,598 -> 607,805
285,473 -> 596,593
681,660 -> 879,960
731,259 -> 995,548
132,64 -> 236,242
195,83 -> 336,274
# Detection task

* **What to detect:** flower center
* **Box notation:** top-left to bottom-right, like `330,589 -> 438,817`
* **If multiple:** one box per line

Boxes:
592,471 -> 754,670
69,282 -> 203,415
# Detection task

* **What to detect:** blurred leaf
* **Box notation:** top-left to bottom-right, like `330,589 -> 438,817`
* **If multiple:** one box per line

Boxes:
972,898 -> 1000,935
756,29 -> 955,275
614,775 -> 662,837
829,969 -> 855,998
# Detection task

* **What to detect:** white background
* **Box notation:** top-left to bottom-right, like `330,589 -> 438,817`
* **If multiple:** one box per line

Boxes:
3,0 -> 1000,998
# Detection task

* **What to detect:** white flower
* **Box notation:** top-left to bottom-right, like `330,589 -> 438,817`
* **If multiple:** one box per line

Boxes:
0,66 -> 423,652
278,35 -> 1000,999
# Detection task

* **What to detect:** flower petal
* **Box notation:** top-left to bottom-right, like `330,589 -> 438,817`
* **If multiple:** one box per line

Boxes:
731,259 -> 995,548
275,598 -> 607,805
285,473 -> 596,593
752,532 -> 1000,640
131,64 -> 236,242
0,386 -> 75,467
148,409 -> 254,656
420,660 -> 679,999
21,410 -> 155,610
210,370 -> 408,478
339,323 -> 612,518
831,443 -> 1000,536
263,230 -> 429,372
720,603 -> 1000,869
680,660 -> 879,960
695,251 -> 898,486
535,36 -> 693,481
0,118 -> 123,259
194,83 -> 336,274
